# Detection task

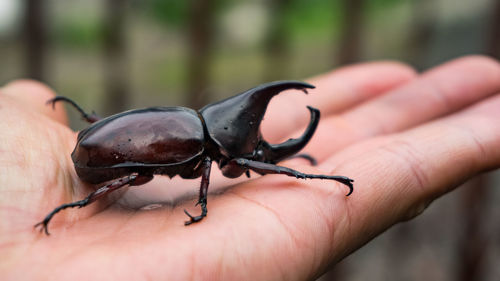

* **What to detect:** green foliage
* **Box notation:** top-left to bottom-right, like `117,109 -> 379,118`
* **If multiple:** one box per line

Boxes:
279,0 -> 407,42
283,0 -> 342,39
145,0 -> 189,26
52,17 -> 103,49
368,0 -> 407,9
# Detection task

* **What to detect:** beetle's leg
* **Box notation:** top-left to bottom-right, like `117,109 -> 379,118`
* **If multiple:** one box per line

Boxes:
46,96 -> 101,123
184,157 -> 212,225
231,158 -> 353,196
34,173 -> 151,235
285,154 -> 317,166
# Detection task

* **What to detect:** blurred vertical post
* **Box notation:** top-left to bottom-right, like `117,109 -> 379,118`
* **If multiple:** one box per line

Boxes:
455,3 -> 500,279
486,0 -> 500,58
263,0 -> 290,81
24,0 -> 47,82
103,0 -> 129,114
408,0 -> 436,70
186,0 -> 215,109
337,0 -> 365,65
457,177 -> 489,281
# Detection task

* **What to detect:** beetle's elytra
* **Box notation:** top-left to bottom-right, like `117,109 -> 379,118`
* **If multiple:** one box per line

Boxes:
35,81 -> 354,235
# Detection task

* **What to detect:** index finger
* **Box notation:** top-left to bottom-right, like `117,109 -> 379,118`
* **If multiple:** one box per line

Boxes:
262,62 -> 416,142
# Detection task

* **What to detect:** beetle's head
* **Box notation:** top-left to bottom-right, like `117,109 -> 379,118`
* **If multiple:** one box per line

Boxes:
218,104 -> 318,177
200,81 -> 315,158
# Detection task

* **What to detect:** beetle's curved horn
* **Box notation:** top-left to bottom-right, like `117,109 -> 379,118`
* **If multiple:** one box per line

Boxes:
262,106 -> 319,163
200,81 -> 315,156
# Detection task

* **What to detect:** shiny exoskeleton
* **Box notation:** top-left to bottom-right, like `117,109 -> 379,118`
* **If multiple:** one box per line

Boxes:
35,81 -> 354,235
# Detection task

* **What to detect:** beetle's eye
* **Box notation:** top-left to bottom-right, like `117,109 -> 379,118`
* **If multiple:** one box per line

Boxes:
255,150 -> 264,161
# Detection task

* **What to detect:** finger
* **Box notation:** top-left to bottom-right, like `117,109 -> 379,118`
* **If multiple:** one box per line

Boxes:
324,93 -> 500,259
343,55 -> 500,136
1,80 -> 68,125
305,55 -> 500,161
309,61 -> 417,114
262,62 -> 416,142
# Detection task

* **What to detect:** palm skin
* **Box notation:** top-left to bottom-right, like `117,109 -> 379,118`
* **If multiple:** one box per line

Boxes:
1,56 -> 500,281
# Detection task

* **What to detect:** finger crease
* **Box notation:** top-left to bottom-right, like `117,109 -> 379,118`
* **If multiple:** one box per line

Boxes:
380,139 -> 429,192
423,77 -> 455,113
448,123 -> 488,168
470,132 -> 488,162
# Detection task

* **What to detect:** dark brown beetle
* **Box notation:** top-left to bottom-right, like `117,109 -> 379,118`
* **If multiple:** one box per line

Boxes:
35,81 -> 353,235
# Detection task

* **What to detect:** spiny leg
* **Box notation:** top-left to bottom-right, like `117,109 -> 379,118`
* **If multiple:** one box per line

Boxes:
184,157 -> 212,225
34,173 -> 148,235
232,158 -> 353,196
46,96 -> 101,123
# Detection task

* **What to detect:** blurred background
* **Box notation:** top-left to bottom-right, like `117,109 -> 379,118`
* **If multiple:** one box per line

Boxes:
0,0 -> 499,280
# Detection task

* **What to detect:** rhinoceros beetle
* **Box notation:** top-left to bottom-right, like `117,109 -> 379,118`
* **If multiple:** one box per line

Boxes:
35,81 -> 353,235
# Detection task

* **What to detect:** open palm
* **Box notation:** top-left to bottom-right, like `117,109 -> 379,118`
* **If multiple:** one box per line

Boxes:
1,56 -> 500,280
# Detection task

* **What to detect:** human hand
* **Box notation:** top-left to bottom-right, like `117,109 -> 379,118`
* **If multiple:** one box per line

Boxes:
1,55 -> 499,280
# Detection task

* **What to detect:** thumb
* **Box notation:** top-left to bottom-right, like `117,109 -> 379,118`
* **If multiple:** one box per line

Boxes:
1,79 -> 69,125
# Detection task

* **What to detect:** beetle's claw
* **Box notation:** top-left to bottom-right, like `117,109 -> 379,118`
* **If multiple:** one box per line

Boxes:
344,179 -> 354,196
183,209 -> 205,225
46,96 -> 71,110
45,97 -> 58,110
184,209 -> 194,218
34,220 -> 50,236
183,209 -> 195,225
